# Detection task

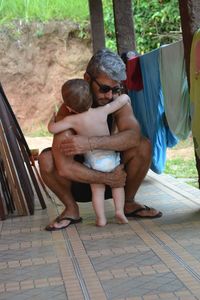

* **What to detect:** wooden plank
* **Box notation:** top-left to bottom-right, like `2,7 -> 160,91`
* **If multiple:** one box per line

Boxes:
112,0 -> 136,55
88,0 -> 105,53
0,191 -> 6,220
0,158 -> 13,214
0,84 -> 46,210
0,121 -> 28,215
0,86 -> 35,215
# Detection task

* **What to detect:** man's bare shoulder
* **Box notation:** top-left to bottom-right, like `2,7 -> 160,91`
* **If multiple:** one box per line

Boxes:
113,101 -> 140,131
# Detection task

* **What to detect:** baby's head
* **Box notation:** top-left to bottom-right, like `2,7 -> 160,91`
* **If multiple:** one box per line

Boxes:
61,79 -> 92,113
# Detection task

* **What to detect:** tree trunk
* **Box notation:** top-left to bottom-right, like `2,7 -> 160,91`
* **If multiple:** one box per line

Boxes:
88,0 -> 105,53
112,0 -> 136,55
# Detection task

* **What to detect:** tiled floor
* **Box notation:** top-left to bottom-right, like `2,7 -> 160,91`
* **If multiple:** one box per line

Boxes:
1,170 -> 200,300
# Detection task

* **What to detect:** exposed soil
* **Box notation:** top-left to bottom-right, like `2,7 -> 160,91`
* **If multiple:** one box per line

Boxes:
0,20 -> 92,134
167,144 -> 194,160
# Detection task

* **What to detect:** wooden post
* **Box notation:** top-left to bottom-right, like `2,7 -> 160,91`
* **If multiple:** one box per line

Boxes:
178,0 -> 200,188
88,0 -> 105,53
112,0 -> 136,55
178,0 -> 200,84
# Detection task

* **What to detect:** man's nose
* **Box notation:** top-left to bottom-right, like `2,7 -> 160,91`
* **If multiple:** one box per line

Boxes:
104,90 -> 113,99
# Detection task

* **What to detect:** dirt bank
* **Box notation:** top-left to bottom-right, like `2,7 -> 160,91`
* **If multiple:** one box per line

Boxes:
0,20 -> 92,134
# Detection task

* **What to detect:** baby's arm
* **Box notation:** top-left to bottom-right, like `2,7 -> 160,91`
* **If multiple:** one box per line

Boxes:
48,113 -> 74,134
104,94 -> 130,115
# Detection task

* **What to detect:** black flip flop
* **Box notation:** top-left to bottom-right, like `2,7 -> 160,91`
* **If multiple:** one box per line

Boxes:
45,216 -> 82,231
125,205 -> 162,219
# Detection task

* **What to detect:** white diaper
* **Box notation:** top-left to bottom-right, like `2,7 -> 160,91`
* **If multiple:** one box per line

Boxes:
84,150 -> 120,172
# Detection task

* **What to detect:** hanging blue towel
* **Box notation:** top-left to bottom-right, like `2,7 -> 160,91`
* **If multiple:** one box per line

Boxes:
129,48 -> 178,174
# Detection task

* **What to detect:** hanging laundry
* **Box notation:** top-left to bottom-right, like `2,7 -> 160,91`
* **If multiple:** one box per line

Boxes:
159,40 -> 191,140
124,55 -> 143,91
190,29 -> 200,158
129,48 -> 178,174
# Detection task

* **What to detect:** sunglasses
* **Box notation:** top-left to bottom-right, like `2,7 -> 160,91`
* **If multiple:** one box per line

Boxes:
88,73 -> 122,94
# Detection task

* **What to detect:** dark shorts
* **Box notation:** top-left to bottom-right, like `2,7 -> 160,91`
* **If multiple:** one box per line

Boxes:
72,181 -> 112,203
41,147 -> 112,203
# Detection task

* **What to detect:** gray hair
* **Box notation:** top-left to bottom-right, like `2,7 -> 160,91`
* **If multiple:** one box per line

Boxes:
86,48 -> 126,81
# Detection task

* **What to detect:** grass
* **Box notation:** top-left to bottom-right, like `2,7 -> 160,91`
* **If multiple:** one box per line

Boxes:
164,139 -> 199,188
165,158 -> 198,188
0,0 -> 89,24
165,157 -> 196,179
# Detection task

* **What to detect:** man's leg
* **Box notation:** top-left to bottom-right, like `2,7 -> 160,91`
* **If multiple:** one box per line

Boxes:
38,149 -> 80,229
123,137 -> 162,218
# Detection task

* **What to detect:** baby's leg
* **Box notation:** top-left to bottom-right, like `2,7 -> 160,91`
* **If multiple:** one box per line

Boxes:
91,184 -> 107,227
112,187 -> 128,224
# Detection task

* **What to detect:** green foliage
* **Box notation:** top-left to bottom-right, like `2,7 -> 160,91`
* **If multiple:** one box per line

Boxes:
102,0 -> 116,51
0,0 -> 89,24
0,0 -> 181,54
133,0 -> 181,53
102,0 -> 181,53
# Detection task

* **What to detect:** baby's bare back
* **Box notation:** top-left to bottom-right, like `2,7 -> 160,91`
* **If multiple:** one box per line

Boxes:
74,108 -> 110,137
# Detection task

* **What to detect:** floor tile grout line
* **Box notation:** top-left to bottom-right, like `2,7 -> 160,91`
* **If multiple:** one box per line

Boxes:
66,226 -> 107,300
0,276 -> 64,293
148,172 -> 200,206
47,194 -> 107,299
132,221 -> 200,297
62,228 -> 92,300
148,230 -> 200,282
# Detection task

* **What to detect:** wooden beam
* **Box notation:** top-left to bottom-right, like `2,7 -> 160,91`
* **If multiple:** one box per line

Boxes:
178,0 -> 200,83
112,0 -> 136,55
88,0 -> 105,53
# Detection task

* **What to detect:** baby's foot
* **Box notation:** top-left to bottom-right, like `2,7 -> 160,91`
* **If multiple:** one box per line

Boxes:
116,212 -> 128,224
96,216 -> 107,227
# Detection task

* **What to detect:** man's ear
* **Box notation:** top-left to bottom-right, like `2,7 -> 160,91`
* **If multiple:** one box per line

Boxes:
84,72 -> 90,82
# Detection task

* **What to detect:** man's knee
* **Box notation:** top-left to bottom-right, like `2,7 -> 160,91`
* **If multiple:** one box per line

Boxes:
123,137 -> 151,165
38,149 -> 54,174
141,137 -> 152,162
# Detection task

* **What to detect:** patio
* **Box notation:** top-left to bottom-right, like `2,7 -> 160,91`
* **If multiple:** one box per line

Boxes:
0,170 -> 200,300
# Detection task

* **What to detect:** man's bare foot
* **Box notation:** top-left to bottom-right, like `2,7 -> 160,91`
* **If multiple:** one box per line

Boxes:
45,209 -> 81,231
124,201 -> 162,219
115,212 -> 128,224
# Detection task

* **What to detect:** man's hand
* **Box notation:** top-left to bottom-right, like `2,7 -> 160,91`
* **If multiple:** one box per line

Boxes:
105,164 -> 127,188
60,135 -> 91,156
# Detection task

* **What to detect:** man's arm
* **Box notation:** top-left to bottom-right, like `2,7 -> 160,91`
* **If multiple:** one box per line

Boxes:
60,160 -> 126,187
60,102 -> 141,155
52,130 -> 126,188
102,94 -> 130,115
